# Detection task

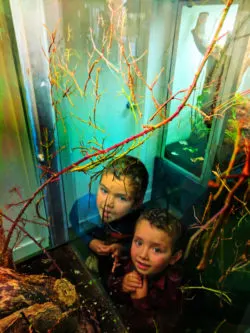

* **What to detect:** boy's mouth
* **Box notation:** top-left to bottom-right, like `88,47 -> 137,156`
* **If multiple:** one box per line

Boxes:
136,260 -> 150,271
102,209 -> 112,219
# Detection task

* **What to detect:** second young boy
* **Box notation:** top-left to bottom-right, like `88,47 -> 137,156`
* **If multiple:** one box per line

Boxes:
109,208 -> 185,332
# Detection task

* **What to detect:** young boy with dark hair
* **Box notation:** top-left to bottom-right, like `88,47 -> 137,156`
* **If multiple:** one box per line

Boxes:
108,208 -> 185,332
69,155 -> 149,281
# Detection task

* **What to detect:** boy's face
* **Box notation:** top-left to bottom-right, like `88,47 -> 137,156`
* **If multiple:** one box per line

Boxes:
131,219 -> 181,276
96,172 -> 137,223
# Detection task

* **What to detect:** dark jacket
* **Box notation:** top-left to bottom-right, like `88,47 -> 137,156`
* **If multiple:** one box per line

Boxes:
108,259 -> 183,315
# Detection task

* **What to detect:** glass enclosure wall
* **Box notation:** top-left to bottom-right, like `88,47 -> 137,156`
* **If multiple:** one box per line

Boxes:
0,2 -> 49,261
164,2 -> 239,178
55,0 -> 155,227
51,0 -> 179,233
56,0 -> 179,242
155,0 -> 250,219
9,0 -> 178,249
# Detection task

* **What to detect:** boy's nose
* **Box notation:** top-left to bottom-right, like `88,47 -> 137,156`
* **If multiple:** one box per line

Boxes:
139,247 -> 149,260
106,195 -> 114,208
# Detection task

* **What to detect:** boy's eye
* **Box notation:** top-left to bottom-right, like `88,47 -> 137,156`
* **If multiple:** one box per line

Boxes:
153,247 -> 162,254
118,195 -> 128,201
100,187 -> 108,194
134,239 -> 143,247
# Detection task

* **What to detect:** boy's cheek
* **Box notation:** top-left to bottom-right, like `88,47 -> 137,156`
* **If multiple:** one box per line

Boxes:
116,202 -> 133,217
96,192 -> 103,207
130,245 -> 137,261
152,256 -> 170,272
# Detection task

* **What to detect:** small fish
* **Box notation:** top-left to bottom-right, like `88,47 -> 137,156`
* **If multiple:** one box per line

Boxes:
171,151 -> 179,156
183,147 -> 198,153
41,258 -> 53,264
179,140 -> 188,145
74,270 -> 81,275
191,157 -> 204,163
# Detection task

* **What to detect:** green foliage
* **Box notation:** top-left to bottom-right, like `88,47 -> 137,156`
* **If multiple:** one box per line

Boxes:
225,114 -> 238,142
192,116 -> 210,139
196,88 -> 211,109
225,93 -> 249,142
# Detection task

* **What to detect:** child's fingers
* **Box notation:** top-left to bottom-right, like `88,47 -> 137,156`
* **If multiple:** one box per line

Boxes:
97,249 -> 109,255
102,245 -> 119,255
131,270 -> 141,278
111,256 -> 118,273
124,286 -> 137,293
107,244 -> 123,256
127,277 -> 142,288
128,272 -> 142,283
123,282 -> 138,293
111,250 -> 119,258
127,282 -> 142,289
111,259 -> 121,273
98,252 -> 108,256
128,275 -> 141,283
141,275 -> 148,292
127,281 -> 142,289
98,245 -> 111,254
123,286 -> 136,293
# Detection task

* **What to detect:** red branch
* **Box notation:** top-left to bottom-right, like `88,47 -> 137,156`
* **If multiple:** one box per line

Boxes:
197,140 -> 250,270
1,212 -> 63,277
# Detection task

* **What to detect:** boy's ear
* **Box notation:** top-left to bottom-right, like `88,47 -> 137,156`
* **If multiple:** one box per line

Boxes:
169,250 -> 183,265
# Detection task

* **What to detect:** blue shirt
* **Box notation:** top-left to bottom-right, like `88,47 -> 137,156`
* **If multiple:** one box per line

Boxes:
69,193 -> 101,245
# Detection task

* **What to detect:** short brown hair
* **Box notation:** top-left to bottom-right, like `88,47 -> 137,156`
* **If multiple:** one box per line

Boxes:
103,155 -> 148,204
136,208 -> 185,252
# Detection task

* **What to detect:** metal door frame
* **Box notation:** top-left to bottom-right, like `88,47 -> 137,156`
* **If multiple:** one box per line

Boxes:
9,0 -> 69,247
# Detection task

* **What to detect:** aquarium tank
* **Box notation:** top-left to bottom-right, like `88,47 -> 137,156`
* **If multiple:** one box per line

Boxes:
0,0 -> 249,332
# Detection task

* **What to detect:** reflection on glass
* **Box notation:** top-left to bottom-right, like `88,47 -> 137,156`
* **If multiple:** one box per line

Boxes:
216,36 -> 250,169
0,5 -> 49,261
165,4 -> 238,177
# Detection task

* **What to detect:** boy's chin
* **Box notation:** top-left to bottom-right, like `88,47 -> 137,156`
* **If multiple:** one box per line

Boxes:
135,265 -> 164,277
102,217 -> 113,223
101,215 -> 119,224
139,271 -> 150,276
98,210 -> 113,223
100,212 -> 130,223
134,265 -> 151,276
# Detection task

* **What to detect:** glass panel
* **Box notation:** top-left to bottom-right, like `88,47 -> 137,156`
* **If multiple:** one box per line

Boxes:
10,0 -> 69,246
56,0 -> 144,226
164,3 -> 238,177
216,42 -> 250,168
0,2 -> 49,262
43,0 -> 166,240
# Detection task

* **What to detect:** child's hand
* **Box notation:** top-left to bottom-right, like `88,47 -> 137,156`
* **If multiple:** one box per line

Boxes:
122,271 -> 142,293
107,243 -> 123,257
89,239 -> 111,255
107,243 -> 123,273
131,275 -> 148,300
